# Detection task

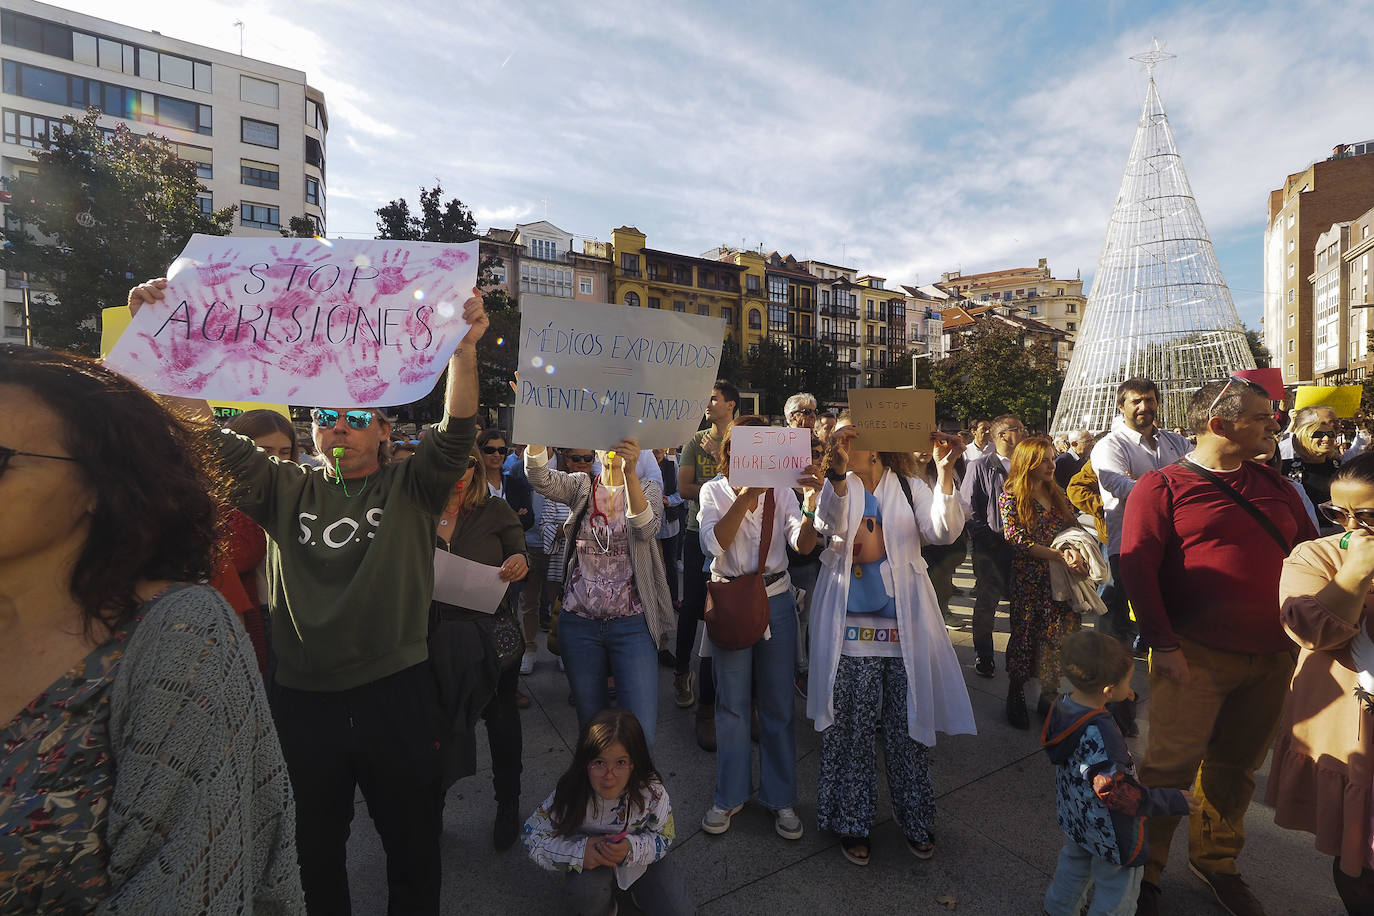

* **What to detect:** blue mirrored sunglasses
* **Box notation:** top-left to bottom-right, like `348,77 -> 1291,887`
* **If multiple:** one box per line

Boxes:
312,408 -> 374,429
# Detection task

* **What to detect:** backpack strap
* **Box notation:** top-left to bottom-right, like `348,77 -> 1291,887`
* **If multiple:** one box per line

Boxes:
1173,458 -> 1291,554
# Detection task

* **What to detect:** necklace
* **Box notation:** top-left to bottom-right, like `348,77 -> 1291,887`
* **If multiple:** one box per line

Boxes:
337,471 -> 371,498
589,476 -> 613,554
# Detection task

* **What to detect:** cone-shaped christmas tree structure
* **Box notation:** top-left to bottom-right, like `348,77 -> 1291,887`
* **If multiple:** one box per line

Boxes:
1051,41 -> 1253,435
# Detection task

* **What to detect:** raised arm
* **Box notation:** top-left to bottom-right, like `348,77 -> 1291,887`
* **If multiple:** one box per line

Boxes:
444,287 -> 489,419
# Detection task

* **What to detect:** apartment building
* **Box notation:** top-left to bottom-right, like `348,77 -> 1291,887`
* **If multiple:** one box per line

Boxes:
803,259 -> 862,397
1264,142 -> 1374,383
854,274 -> 907,387
937,258 -> 1085,360
478,220 -> 612,304
1,0 -> 326,342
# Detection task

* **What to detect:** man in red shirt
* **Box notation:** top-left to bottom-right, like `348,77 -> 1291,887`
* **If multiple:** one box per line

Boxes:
1121,378 -> 1316,916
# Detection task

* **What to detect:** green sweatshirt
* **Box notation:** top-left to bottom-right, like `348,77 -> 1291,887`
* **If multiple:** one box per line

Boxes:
212,415 -> 476,691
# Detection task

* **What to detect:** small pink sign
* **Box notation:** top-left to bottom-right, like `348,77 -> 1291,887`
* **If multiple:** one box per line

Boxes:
105,234 -> 477,406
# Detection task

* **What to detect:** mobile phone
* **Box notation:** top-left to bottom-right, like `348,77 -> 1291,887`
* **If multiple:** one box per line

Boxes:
604,830 -> 628,843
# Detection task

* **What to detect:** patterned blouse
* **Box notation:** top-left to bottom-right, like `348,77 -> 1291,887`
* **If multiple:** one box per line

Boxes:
0,622 -> 130,914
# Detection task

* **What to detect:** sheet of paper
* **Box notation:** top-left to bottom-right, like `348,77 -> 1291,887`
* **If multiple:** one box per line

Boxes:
846,388 -> 937,451
104,235 -> 477,406
432,550 -> 509,614
1293,384 -> 1361,417
513,294 -> 726,450
728,426 -> 812,487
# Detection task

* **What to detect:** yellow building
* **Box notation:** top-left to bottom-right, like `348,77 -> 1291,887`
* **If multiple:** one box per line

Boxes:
607,227 -> 758,351
855,275 -> 908,388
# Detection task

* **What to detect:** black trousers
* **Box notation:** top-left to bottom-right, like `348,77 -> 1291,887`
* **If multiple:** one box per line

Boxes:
273,662 -> 443,916
675,530 -> 715,706
484,662 -> 522,804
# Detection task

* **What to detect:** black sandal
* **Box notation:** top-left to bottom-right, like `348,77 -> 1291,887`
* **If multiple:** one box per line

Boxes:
840,835 -> 871,866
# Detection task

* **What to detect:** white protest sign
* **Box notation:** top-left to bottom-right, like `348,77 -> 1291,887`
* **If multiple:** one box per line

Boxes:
104,234 -> 478,406
728,426 -> 812,488
514,295 -> 726,449
432,551 -> 509,613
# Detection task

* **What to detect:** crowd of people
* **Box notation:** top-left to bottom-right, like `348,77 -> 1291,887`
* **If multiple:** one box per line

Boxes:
3,280 -> 1374,916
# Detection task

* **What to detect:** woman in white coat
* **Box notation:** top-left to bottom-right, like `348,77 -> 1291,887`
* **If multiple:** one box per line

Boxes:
807,423 -> 976,866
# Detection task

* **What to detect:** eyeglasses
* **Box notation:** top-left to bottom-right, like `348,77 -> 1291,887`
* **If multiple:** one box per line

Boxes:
1318,503 -> 1374,532
564,453 -> 595,463
482,445 -> 509,456
790,408 -> 817,417
1312,430 -> 1337,441
312,408 -> 374,430
0,445 -> 80,476
587,759 -> 633,775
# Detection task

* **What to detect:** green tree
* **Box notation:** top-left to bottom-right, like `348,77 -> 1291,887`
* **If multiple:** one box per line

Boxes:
375,182 -> 512,418
1,110 -> 234,353
793,341 -> 841,404
718,337 -> 744,386
279,215 -> 319,238
1243,324 -> 1271,369
931,321 -> 1063,429
745,339 -> 792,415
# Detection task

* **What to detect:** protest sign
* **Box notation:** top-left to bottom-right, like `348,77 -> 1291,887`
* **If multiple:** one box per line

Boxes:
102,306 -> 291,420
104,234 -> 477,406
1233,368 -> 1286,402
1294,385 -> 1362,418
847,388 -> 937,451
514,295 -> 726,449
432,551 -> 508,613
728,426 -> 812,488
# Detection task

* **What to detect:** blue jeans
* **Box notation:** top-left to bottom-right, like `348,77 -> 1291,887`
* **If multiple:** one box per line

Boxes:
558,611 -> 659,748
1043,839 -> 1143,916
711,590 -> 798,810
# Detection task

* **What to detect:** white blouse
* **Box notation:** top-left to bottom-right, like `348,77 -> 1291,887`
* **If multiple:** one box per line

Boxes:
698,478 -> 806,597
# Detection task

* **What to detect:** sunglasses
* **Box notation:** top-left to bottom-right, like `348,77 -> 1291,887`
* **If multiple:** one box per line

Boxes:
482,445 -> 509,455
1312,430 -> 1337,441
312,408 -> 374,430
564,452 -> 595,463
0,445 -> 80,475
1318,503 -> 1374,532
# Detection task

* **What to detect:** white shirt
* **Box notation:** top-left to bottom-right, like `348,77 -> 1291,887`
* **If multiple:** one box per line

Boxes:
488,480 -> 505,500
1091,417 -> 1191,555
698,478 -> 806,596
963,440 -> 995,463
999,454 -> 1011,474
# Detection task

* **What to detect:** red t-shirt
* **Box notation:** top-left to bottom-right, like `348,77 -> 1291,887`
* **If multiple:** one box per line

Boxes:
1120,460 -> 1317,655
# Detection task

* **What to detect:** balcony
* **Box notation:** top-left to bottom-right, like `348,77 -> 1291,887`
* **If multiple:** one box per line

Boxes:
745,285 -> 765,298
822,302 -> 859,318
620,267 -> 642,278
826,330 -> 860,345
525,249 -> 573,264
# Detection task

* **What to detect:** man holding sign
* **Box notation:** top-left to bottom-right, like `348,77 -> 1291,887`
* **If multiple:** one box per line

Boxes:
128,276 -> 488,915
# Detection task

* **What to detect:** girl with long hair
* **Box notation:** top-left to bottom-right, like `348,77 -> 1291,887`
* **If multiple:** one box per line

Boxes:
999,436 -> 1089,729
523,709 -> 693,915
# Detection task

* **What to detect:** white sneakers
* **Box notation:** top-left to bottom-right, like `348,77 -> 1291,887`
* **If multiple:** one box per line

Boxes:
774,808 -> 803,840
519,651 -> 536,676
700,803 -> 804,840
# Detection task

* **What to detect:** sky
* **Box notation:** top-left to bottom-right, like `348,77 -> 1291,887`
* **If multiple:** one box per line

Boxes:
53,0 -> 1374,330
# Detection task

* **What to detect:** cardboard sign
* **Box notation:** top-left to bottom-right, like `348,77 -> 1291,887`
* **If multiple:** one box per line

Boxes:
104,234 -> 477,406
514,295 -> 726,449
728,426 -> 812,488
1233,368 -> 1286,402
847,388 -> 937,451
101,305 -> 292,420
1294,385 -> 1362,418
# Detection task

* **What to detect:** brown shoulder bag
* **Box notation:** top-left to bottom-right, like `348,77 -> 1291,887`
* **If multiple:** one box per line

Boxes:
704,488 -> 775,651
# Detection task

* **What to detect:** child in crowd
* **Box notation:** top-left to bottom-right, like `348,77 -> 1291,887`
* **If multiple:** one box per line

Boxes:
1040,631 -> 1196,916
523,709 -> 694,916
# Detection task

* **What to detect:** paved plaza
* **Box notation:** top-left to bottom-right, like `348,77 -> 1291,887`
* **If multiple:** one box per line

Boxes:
345,562 -> 1336,914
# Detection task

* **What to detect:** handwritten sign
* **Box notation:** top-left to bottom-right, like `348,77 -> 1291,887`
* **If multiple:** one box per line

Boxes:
101,305 -> 291,420
728,426 -> 812,487
104,234 -> 477,406
432,551 -> 509,614
1294,385 -> 1362,418
514,294 -> 726,449
847,388 -> 937,451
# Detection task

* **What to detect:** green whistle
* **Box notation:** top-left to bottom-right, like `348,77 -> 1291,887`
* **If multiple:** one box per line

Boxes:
1341,531 -> 1354,550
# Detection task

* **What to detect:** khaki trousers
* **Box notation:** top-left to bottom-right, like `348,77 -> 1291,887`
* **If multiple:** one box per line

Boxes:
1139,636 -> 1294,884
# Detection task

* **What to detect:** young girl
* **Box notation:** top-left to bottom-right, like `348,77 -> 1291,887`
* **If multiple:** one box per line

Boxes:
523,709 -> 694,916
1041,631 -> 1196,916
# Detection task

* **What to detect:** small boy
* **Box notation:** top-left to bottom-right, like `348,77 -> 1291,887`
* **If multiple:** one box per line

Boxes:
1040,631 -> 1197,916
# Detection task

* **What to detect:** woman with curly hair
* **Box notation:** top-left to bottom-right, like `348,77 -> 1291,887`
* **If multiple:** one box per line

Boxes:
1000,436 -> 1089,730
0,345 -> 301,913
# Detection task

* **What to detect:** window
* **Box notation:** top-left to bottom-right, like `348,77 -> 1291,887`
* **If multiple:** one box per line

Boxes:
647,297 -> 660,309
241,161 -> 279,189
1057,287 -> 1064,296
769,304 -> 787,329
528,238 -> 559,261
195,192 -> 213,215
1288,263 -> 1296,279
721,307 -> 733,324
697,303 -> 709,316
2,109 -> 66,147
240,202 -> 280,229
1066,322 -> 1076,332
2,11 -> 209,90
1288,339 -> 1295,353
306,99 -> 326,131
578,275 -> 593,295
1288,213 -> 1295,229
768,276 -> 787,302
1288,238 -> 1296,254
624,292 -> 640,308
1066,303 -> 1076,313
1288,363 -> 1295,375
240,75 -> 279,108
519,264 -> 572,297
1028,305 -> 1038,315
1288,314 -> 1295,327
2,61 -> 211,133
304,137 -> 325,176
746,274 -> 760,294
673,300 -> 685,313
2,11 -> 72,57
748,309 -> 761,329
1288,288 -> 1296,303
177,143 -> 212,179
620,253 -> 639,277
305,177 -> 320,206
241,117 -> 278,148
